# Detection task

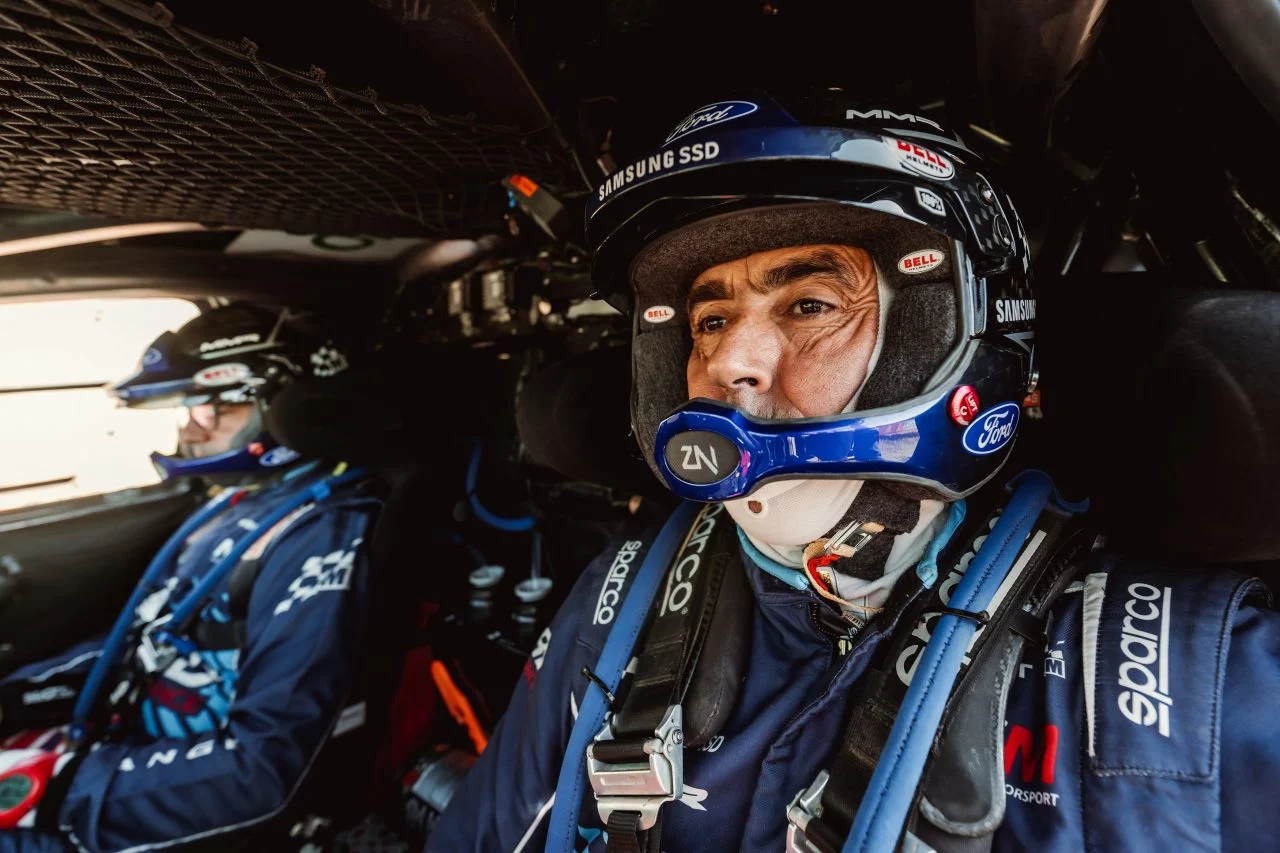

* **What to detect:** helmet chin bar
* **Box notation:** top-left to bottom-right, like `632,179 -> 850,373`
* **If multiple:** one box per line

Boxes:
653,395 -> 1018,503
151,431 -> 299,479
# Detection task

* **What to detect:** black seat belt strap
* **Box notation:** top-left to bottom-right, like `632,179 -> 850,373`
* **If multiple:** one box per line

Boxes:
590,505 -> 741,853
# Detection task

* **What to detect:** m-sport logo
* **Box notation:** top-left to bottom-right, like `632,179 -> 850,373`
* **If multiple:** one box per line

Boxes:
1117,582 -> 1173,737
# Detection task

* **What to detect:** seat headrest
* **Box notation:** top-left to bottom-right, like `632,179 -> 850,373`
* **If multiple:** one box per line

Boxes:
1037,278 -> 1280,563
516,345 -> 662,498
265,369 -> 412,468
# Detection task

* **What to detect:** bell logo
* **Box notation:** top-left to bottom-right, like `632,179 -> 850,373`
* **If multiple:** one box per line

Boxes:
644,305 -> 676,324
1004,724 -> 1058,784
898,250 -> 944,275
892,138 -> 955,180
193,363 -> 251,387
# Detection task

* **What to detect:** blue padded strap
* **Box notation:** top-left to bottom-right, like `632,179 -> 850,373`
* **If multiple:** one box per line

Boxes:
544,501 -> 702,853
70,485 -> 244,732
843,470 -> 1054,853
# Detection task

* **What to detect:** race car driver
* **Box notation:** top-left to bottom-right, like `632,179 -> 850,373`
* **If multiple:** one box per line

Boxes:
429,95 -> 1280,852
0,304 -> 380,853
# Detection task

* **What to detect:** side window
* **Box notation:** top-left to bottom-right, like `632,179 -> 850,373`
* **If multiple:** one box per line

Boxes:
0,298 -> 200,511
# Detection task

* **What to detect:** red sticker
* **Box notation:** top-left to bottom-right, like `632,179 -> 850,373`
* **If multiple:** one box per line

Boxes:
949,385 -> 981,425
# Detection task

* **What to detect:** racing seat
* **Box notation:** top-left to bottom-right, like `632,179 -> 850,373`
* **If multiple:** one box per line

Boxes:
1033,275 -> 1280,566
264,371 -> 472,847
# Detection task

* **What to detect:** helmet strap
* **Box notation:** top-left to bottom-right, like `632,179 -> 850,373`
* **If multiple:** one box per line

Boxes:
799,481 -> 924,614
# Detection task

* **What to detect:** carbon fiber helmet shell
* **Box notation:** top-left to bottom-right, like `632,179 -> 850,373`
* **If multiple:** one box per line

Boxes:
111,304 -> 349,478
586,93 -> 1035,501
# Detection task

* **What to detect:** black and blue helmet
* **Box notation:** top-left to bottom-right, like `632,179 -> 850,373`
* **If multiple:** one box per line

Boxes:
111,304 -> 349,478
586,93 -> 1035,502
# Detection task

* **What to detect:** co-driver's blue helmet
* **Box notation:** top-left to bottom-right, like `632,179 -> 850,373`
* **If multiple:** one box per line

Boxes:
110,304 -> 350,478
585,93 -> 1035,502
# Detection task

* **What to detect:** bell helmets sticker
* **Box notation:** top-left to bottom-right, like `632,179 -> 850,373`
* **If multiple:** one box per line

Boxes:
961,402 -> 1020,455
898,250 -> 945,275
193,363 -> 251,387
890,138 -> 955,180
643,305 -> 676,324
664,101 -> 758,145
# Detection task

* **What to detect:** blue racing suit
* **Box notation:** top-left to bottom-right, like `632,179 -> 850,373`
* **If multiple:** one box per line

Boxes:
0,465 -> 380,853
431,511 -> 1280,852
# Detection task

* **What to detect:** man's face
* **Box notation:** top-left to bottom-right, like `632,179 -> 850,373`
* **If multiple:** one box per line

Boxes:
178,402 -> 256,458
686,244 -> 880,418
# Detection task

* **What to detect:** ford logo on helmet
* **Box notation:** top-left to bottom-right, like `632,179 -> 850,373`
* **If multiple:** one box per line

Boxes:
961,402 -> 1020,455
664,101 -> 758,145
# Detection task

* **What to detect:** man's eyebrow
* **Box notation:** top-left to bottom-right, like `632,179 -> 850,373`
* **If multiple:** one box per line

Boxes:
685,248 -> 859,310
755,248 -> 854,294
687,277 -> 731,309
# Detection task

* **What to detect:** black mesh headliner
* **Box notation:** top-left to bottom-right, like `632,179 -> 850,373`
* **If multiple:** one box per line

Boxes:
0,0 -> 578,236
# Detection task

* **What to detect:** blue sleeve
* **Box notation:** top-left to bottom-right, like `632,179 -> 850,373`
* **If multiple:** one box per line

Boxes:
1220,594 -> 1280,852
0,639 -> 105,738
0,831 -> 73,853
52,506 -> 374,853
428,542 -> 634,853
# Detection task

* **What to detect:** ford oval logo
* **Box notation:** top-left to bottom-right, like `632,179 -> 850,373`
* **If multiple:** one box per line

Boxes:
961,402 -> 1020,456
664,101 -> 758,145
261,446 -> 302,467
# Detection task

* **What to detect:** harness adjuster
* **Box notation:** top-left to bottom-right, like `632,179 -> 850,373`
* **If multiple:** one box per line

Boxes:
786,771 -> 841,853
587,705 -> 684,830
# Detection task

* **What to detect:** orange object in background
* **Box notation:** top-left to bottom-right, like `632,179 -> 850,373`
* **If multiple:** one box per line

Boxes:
430,660 -> 489,754
507,174 -> 539,197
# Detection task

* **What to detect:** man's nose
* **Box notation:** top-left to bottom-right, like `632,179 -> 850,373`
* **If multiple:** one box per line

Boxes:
705,316 -> 777,395
178,418 -> 210,444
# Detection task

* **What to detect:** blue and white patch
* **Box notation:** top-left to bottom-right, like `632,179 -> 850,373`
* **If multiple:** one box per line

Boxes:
273,539 -> 360,616
260,446 -> 302,467
961,402 -> 1019,455
142,346 -> 164,367
664,101 -> 757,145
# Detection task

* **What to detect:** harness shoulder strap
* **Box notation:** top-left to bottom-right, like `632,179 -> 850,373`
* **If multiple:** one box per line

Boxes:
544,501 -> 702,853
545,501 -> 750,853
593,503 -> 747,853
786,470 -> 1090,853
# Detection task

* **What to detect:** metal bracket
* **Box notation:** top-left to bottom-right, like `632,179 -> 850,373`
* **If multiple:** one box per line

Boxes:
587,705 -> 684,830
785,770 -> 830,853
824,520 -> 880,557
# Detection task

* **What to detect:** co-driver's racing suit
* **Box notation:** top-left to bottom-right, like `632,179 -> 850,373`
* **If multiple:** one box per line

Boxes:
0,465 -> 379,853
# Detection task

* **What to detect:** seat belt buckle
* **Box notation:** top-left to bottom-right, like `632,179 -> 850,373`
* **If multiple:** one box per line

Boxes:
786,770 -> 835,853
586,705 -> 683,831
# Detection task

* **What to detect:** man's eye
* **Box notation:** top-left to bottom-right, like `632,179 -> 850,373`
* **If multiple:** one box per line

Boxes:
696,315 -> 727,333
791,299 -> 830,316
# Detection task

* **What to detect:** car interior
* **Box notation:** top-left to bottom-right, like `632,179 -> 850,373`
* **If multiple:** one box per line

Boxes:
0,0 -> 1277,849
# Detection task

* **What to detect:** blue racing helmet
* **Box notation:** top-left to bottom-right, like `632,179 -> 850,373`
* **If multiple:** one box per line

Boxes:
110,304 -> 350,478
586,93 -> 1035,502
